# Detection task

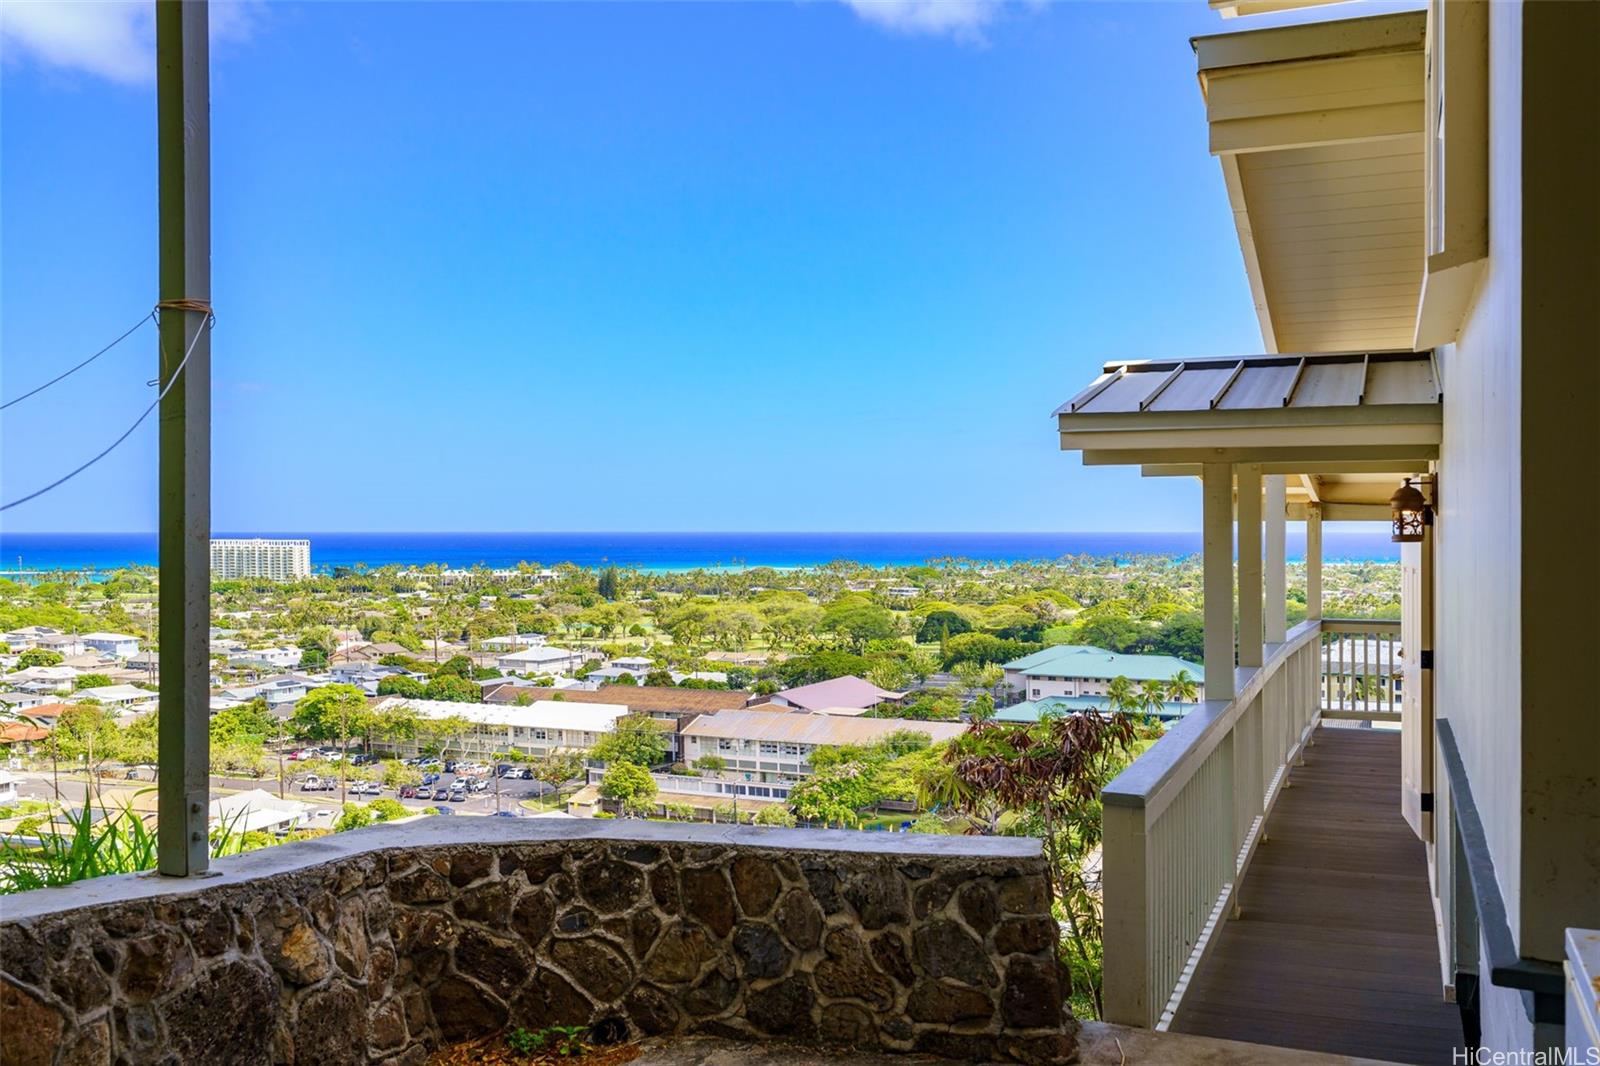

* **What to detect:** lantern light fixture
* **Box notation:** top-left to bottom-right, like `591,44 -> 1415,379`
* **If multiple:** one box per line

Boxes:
1390,477 -> 1429,542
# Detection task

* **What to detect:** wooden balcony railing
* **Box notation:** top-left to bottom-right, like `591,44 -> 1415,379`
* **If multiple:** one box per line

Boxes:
1319,618 -> 1403,723
1101,619 -> 1326,1029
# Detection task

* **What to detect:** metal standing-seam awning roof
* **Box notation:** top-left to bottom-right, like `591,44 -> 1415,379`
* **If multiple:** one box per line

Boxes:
1055,350 -> 1441,485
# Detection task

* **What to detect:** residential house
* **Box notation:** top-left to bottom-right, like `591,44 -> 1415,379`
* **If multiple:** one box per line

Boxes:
0,692 -> 50,715
333,642 -> 413,665
79,633 -> 140,659
495,644 -> 587,677
0,770 -> 19,806
1,626 -> 58,651
1000,645 -> 1204,703
4,666 -> 79,695
209,789 -> 313,836
677,710 -> 965,784
33,633 -> 87,657
123,651 -> 159,676
669,671 -> 728,687
227,647 -> 303,670
479,634 -> 547,652
609,656 -> 655,678
75,685 -> 158,714
1050,2 -> 1597,1059
220,675 -> 310,713
762,675 -> 905,715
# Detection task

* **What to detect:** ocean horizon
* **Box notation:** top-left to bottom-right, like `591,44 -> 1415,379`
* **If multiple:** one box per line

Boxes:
0,530 -> 1399,574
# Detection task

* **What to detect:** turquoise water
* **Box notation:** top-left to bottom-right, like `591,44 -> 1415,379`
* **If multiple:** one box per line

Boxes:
0,530 -> 1398,574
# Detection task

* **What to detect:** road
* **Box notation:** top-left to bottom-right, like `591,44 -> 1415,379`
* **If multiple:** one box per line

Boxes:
8,766 -> 562,825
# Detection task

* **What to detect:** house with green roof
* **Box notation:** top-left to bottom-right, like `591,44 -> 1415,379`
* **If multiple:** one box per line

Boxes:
1001,645 -> 1204,704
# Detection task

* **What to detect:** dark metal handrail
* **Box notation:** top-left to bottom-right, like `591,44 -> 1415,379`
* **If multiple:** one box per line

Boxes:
1435,719 -> 1565,1026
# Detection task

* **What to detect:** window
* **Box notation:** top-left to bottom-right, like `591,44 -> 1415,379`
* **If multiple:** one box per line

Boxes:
780,743 -> 801,758
718,738 -> 737,753
759,742 -> 779,757
533,729 -> 547,741
1416,0 -> 1488,346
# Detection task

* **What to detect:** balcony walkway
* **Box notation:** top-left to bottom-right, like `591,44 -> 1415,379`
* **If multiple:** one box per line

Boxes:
1168,726 -> 1463,1064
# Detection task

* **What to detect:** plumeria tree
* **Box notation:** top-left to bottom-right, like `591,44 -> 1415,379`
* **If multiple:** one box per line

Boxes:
932,712 -> 1138,1020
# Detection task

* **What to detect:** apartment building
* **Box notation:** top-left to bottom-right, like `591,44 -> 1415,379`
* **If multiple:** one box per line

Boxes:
369,697 -> 636,760
209,538 -> 312,580
1001,645 -> 1204,703
678,709 -> 965,784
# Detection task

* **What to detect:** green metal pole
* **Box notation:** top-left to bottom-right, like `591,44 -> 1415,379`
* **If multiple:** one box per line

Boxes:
156,0 -> 212,877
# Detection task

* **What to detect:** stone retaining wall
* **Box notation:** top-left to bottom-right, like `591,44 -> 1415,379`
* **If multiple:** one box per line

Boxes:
0,821 -> 1076,1066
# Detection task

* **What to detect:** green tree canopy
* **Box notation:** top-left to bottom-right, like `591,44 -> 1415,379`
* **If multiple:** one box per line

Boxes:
424,674 -> 480,702
590,715 -> 668,767
210,699 -> 278,747
290,684 -> 373,746
376,675 -> 426,699
788,763 -> 878,828
820,602 -> 897,651
598,761 -> 657,816
16,648 -> 63,669
915,608 -> 975,644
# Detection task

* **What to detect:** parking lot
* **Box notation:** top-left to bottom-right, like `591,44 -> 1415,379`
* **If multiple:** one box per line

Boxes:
283,753 -> 561,817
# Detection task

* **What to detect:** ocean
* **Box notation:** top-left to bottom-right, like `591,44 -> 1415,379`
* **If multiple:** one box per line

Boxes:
0,530 -> 1399,575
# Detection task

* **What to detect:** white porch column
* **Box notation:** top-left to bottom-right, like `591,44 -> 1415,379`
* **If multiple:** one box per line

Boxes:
1265,474 -> 1287,644
1237,464 -> 1264,668
1305,501 -> 1323,621
1202,463 -> 1236,701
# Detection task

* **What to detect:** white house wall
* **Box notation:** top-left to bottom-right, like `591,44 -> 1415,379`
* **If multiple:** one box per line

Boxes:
1437,1 -> 1600,1052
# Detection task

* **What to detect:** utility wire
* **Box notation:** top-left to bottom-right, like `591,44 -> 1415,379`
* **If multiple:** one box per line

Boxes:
1,314 -> 213,513
1,311 -> 156,411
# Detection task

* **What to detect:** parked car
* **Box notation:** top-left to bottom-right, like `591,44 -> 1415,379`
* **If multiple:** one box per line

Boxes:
430,787 -> 451,801
448,790 -> 467,802
429,806 -> 453,816
467,778 -> 488,793
442,761 -> 457,773
300,775 -> 334,791
421,772 -> 440,785
398,785 -> 419,799
491,810 -> 518,818
352,781 -> 381,796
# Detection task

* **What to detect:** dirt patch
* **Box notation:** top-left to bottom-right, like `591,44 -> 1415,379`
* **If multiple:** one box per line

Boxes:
428,1032 -> 643,1066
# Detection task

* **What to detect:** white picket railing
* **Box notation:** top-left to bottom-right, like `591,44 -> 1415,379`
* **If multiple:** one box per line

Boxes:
1101,618 -> 1325,1029
1319,618 -> 1403,722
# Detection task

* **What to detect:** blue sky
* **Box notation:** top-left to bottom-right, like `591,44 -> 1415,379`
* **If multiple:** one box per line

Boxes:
2,1 -> 1351,534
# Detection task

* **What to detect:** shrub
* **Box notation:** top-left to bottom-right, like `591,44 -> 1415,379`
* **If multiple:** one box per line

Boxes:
753,806 -> 797,828
333,804 -> 374,832
368,798 -> 409,822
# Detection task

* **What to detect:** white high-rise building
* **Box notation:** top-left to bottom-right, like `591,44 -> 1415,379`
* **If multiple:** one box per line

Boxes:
210,538 -> 311,581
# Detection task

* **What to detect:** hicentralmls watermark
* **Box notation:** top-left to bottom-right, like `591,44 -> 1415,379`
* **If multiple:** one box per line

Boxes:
1454,1048 -> 1600,1066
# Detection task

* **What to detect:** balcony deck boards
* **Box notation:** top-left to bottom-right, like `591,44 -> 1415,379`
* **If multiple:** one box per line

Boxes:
1167,726 -> 1462,1065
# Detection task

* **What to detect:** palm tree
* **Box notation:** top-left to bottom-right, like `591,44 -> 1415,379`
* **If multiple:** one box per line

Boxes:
1167,668 -> 1199,704
1137,679 -> 1169,722
1105,675 -> 1137,715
